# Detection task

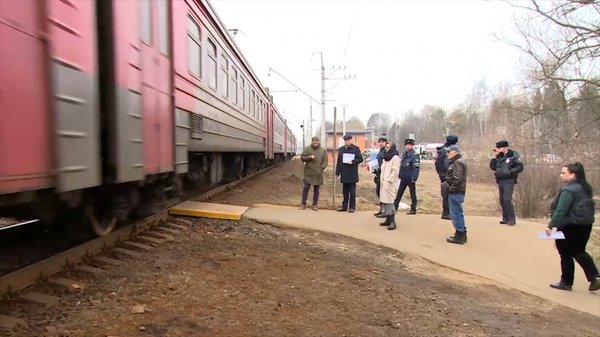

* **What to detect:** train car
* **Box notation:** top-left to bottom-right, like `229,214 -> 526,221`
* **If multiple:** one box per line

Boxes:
0,0 -> 293,235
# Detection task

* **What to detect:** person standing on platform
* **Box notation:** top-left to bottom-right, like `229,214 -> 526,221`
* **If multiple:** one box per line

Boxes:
373,136 -> 388,217
299,136 -> 328,211
335,134 -> 363,213
394,138 -> 420,214
546,162 -> 600,292
444,145 -> 468,245
489,140 -> 523,225
378,142 -> 400,230
435,135 -> 458,220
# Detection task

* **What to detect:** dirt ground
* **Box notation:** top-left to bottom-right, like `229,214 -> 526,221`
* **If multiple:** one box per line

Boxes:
3,218 -> 598,337
3,158 -> 599,337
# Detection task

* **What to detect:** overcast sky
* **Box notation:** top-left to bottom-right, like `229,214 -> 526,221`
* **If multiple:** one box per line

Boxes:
211,0 -> 525,139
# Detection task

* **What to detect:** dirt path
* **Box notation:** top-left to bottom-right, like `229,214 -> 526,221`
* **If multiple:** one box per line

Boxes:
3,218 -> 598,337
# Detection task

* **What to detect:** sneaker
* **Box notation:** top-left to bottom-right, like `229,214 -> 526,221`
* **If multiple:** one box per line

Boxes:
406,209 -> 416,215
337,208 -> 347,212
499,220 -> 506,224
311,205 -> 318,211
374,211 -> 383,217
549,281 -> 572,291
348,209 -> 355,213
441,215 -> 451,220
589,276 -> 600,291
299,204 -> 306,210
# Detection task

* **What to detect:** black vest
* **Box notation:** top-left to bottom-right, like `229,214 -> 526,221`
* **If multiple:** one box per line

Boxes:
551,182 -> 595,226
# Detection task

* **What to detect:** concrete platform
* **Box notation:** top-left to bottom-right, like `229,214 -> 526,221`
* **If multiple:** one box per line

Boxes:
169,201 -> 249,220
244,204 -> 600,317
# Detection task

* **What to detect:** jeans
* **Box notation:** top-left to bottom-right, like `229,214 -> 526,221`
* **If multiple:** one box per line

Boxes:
449,192 -> 466,232
301,183 -> 320,206
555,225 -> 599,285
498,180 -> 516,222
342,183 -> 357,209
394,181 -> 417,211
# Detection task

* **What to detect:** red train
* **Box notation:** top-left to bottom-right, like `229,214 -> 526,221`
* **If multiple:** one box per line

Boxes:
0,0 -> 296,235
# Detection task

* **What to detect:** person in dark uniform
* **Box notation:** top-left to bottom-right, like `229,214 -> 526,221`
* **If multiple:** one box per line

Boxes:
435,135 -> 458,220
489,140 -> 524,225
335,134 -> 363,213
373,136 -> 388,217
546,162 -> 600,292
394,138 -> 420,214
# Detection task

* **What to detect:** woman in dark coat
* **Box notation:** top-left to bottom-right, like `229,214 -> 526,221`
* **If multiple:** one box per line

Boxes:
546,162 -> 600,292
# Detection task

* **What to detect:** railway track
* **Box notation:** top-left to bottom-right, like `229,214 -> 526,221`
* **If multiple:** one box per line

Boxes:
0,160 -> 290,328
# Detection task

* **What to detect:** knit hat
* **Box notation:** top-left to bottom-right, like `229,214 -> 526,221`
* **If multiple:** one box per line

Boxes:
446,135 -> 458,145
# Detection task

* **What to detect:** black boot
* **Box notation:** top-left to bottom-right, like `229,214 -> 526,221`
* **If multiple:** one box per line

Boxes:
441,212 -> 451,220
446,230 -> 466,244
374,203 -> 383,217
406,209 -> 416,215
380,215 -> 390,226
387,215 -> 396,230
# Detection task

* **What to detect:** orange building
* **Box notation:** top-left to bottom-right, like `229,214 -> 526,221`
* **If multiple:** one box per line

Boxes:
324,130 -> 373,163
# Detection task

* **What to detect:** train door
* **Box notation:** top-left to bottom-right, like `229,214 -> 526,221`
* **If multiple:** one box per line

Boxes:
139,0 -> 173,175
46,0 -> 102,192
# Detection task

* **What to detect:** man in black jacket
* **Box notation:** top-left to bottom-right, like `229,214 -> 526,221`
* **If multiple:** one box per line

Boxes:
335,134 -> 364,213
394,138 -> 420,214
435,135 -> 458,220
444,145 -> 468,244
490,140 -> 524,225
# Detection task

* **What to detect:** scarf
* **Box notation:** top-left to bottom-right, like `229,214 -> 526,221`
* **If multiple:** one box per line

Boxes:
383,144 -> 399,161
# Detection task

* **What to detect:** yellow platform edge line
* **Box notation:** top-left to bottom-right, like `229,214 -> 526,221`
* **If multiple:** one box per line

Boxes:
169,208 -> 243,221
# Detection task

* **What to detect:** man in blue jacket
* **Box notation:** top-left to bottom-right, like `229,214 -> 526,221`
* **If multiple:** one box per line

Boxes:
394,138 -> 420,214
335,134 -> 364,213
373,136 -> 388,217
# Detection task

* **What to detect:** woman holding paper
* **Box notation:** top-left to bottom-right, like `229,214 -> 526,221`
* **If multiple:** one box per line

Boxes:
378,142 -> 400,230
546,162 -> 600,292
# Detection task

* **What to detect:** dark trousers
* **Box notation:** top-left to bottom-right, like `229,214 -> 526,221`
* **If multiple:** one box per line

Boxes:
555,225 -> 599,286
301,183 -> 320,206
394,181 -> 417,211
498,180 -> 516,222
342,183 -> 357,210
441,183 -> 449,216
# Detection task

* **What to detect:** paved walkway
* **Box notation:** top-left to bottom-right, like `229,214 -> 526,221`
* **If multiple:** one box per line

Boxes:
244,204 -> 600,317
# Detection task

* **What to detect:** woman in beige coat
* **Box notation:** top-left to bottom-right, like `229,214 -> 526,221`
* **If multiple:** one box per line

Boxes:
379,142 -> 401,230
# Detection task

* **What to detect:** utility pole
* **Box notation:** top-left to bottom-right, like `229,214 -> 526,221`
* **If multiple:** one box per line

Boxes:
309,101 -> 313,137
332,107 -> 337,209
301,120 -> 305,149
341,104 -> 347,137
320,61 -> 326,144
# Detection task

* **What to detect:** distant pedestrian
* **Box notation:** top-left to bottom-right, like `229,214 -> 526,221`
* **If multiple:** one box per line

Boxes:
546,162 -> 600,292
435,135 -> 458,220
299,137 -> 328,210
335,134 -> 364,213
373,136 -> 388,217
444,145 -> 468,244
394,138 -> 420,214
378,142 -> 400,230
489,140 -> 524,225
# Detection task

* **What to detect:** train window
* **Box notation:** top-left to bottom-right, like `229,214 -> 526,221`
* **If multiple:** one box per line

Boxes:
251,90 -> 256,117
139,0 -> 152,44
240,77 -> 246,110
187,17 -> 201,77
157,0 -> 169,55
220,55 -> 229,98
231,68 -> 238,105
207,38 -> 217,90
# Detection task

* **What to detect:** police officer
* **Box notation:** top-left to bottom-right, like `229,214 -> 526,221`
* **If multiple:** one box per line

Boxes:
373,136 -> 388,217
335,134 -> 363,213
394,138 -> 420,214
490,140 -> 524,225
435,135 -> 458,220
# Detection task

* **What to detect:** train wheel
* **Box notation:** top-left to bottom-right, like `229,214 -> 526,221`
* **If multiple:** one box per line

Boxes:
86,206 -> 117,237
